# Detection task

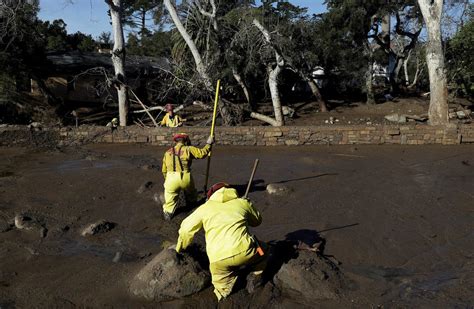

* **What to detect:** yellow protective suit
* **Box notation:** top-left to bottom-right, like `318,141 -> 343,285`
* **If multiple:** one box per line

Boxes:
160,113 -> 184,127
176,187 -> 267,300
161,142 -> 210,215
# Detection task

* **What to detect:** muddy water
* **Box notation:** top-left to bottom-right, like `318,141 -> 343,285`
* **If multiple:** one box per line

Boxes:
0,144 -> 473,308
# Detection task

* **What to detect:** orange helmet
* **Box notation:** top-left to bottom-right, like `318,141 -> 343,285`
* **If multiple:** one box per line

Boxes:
207,182 -> 229,200
173,133 -> 190,144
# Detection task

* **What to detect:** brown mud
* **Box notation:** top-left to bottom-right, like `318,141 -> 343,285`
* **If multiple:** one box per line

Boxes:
0,144 -> 473,308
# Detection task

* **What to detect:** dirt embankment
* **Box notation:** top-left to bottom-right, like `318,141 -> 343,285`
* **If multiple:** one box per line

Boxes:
0,144 -> 473,308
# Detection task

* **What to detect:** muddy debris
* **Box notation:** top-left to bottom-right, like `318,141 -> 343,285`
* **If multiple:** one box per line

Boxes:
274,251 -> 346,302
14,214 -> 48,238
137,181 -> 154,194
130,248 -> 211,301
266,183 -> 291,195
81,220 -> 116,236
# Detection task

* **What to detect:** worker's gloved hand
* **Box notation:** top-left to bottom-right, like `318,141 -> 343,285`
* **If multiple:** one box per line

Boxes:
168,244 -> 177,250
206,135 -> 214,145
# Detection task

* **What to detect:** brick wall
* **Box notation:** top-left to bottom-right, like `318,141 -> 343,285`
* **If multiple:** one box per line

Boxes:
1,124 -> 473,147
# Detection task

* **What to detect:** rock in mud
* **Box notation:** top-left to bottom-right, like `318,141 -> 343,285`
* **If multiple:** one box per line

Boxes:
130,248 -> 211,301
266,183 -> 291,195
14,214 -> 47,238
81,220 -> 115,236
274,251 -> 345,302
152,192 -> 165,204
137,181 -> 153,194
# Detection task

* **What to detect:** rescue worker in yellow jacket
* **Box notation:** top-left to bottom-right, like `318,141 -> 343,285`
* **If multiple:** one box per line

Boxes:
162,133 -> 213,220
160,104 -> 185,127
175,183 -> 267,301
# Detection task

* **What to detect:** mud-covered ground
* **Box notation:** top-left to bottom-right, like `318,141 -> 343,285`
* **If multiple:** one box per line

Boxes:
0,144 -> 473,308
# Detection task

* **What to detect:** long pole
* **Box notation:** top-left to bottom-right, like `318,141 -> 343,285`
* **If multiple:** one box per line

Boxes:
204,79 -> 221,192
244,159 -> 259,199
244,159 -> 264,256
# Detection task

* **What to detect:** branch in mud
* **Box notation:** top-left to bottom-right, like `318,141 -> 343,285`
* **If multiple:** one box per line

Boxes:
192,100 -> 213,111
250,112 -> 280,127
131,104 -> 185,114
129,89 -> 159,127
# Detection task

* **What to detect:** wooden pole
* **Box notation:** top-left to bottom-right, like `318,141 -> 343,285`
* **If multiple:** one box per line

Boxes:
244,159 -> 259,199
203,79 -> 221,192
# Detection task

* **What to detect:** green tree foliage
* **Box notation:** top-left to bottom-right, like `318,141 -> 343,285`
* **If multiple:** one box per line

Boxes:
127,30 -> 171,56
446,11 -> 474,98
97,31 -> 112,46
123,0 -> 163,35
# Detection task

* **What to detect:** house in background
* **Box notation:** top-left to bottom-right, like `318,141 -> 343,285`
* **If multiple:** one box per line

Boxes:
31,51 -> 170,106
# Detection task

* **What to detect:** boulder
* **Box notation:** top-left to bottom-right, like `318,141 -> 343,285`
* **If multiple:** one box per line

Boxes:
14,214 -> 47,238
274,251 -> 344,302
266,183 -> 291,195
130,248 -> 211,301
81,220 -> 115,236
137,181 -> 154,194
152,192 -> 165,204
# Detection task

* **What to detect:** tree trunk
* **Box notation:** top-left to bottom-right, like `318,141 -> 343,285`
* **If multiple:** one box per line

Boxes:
306,78 -> 328,112
141,9 -> 146,39
249,112 -> 280,126
409,57 -> 423,89
252,19 -> 284,126
164,0 -> 212,90
267,64 -> 284,126
232,68 -> 252,108
390,56 -> 403,94
366,56 -> 375,105
418,0 -> 448,125
107,0 -> 128,126
403,53 -> 410,85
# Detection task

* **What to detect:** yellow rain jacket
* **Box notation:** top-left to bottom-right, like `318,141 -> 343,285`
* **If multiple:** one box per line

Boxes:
161,142 -> 211,215
161,142 -> 211,178
160,113 -> 184,127
176,187 -> 262,263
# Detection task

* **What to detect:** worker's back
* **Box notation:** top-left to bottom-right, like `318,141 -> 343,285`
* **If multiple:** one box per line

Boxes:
162,143 -> 210,173
178,187 -> 262,263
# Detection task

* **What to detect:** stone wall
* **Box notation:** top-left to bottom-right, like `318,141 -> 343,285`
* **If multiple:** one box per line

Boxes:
1,124 -> 473,147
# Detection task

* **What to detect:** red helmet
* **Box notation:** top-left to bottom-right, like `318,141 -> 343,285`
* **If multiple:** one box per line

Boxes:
165,104 -> 174,112
173,133 -> 190,143
207,182 -> 229,200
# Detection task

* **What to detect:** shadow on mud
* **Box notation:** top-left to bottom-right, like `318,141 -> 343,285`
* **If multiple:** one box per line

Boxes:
231,179 -> 266,196
272,173 -> 338,184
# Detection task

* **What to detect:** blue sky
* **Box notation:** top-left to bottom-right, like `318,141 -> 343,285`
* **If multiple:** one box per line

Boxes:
38,0 -> 327,38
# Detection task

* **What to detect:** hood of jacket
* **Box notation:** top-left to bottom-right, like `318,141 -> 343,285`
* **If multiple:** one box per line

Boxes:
208,187 -> 239,203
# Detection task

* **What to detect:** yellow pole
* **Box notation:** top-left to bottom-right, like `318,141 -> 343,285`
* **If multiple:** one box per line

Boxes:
204,79 -> 220,192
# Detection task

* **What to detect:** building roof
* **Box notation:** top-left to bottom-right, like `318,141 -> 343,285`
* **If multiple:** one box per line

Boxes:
45,51 -> 170,77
